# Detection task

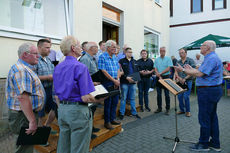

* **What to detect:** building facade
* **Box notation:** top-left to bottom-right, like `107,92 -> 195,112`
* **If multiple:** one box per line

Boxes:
170,0 -> 230,61
0,0 -> 170,78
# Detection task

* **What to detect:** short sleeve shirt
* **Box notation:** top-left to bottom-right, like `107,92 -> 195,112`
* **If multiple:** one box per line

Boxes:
155,56 -> 173,76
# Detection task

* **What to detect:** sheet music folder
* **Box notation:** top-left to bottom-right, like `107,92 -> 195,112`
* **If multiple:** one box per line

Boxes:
127,72 -> 141,82
159,79 -> 186,95
90,85 -> 120,99
16,126 -> 51,145
91,70 -> 109,83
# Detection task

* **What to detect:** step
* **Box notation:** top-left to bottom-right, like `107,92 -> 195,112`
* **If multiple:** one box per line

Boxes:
34,119 -> 122,153
90,119 -> 122,151
34,134 -> 58,153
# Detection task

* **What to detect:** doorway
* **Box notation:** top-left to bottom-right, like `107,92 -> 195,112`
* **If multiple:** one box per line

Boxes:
103,22 -> 119,44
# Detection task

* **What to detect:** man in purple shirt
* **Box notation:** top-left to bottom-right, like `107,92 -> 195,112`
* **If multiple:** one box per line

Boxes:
53,36 -> 103,153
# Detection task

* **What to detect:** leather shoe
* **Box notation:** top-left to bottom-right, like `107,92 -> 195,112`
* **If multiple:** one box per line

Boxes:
104,123 -> 114,130
111,120 -> 121,125
176,111 -> 185,115
165,110 -> 170,115
154,109 -> 162,113
185,112 -> 191,117
119,115 -> 124,120
93,127 -> 100,133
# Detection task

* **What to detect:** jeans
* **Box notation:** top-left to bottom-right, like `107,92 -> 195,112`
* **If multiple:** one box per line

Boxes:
197,86 -> 222,148
138,78 -> 150,108
38,86 -> 57,117
156,86 -> 170,110
178,80 -> 192,112
103,81 -> 119,123
120,84 -> 137,115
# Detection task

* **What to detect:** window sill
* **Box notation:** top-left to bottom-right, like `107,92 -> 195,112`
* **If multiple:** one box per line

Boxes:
155,2 -> 162,7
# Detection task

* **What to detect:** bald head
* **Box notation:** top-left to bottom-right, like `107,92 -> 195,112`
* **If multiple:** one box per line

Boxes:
200,40 -> 216,56
86,42 -> 98,56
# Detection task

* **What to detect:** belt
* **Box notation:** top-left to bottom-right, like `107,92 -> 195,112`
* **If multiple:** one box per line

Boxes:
60,101 -> 88,106
197,84 -> 221,89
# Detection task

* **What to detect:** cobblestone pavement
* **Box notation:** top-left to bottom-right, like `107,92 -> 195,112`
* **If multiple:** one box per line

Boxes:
91,95 -> 230,153
1,91 -> 230,153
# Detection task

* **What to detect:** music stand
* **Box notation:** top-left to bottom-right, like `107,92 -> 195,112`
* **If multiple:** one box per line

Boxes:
159,79 -> 195,153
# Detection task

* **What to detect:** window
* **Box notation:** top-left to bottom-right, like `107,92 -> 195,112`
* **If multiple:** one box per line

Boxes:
212,0 -> 227,10
191,0 -> 203,13
0,0 -> 69,40
144,29 -> 159,58
155,0 -> 161,6
170,0 -> 173,17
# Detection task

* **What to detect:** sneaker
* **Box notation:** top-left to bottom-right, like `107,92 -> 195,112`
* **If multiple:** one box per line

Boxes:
190,143 -> 210,152
145,107 -> 151,112
119,115 -> 124,120
209,143 -> 221,152
148,88 -> 154,92
154,109 -> 162,113
165,110 -> 170,115
135,114 -> 141,119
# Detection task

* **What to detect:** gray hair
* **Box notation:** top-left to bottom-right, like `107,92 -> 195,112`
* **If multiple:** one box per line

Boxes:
105,40 -> 117,50
18,42 -> 34,57
85,42 -> 97,51
205,40 -> 216,51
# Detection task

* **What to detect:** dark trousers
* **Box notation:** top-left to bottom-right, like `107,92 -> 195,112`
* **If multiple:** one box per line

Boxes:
138,78 -> 150,108
103,81 -> 119,123
8,110 -> 38,153
197,86 -> 222,148
156,75 -> 170,110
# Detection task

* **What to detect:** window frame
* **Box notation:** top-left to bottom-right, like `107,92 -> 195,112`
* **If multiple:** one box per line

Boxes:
144,27 -> 161,58
0,0 -> 71,44
170,0 -> 173,17
191,0 -> 203,13
212,0 -> 227,10
155,0 -> 162,7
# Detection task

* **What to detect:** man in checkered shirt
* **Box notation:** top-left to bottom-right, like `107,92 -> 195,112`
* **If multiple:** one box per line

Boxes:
6,42 -> 45,153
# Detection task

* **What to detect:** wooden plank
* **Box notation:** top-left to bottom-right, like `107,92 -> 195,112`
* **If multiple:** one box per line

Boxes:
158,79 -> 185,95
34,135 -> 58,153
90,119 -> 122,150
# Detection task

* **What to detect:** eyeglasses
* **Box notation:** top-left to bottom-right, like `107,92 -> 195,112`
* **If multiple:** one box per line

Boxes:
26,52 -> 39,55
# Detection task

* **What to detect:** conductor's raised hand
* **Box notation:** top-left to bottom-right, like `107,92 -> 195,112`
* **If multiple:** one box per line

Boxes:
184,64 -> 192,70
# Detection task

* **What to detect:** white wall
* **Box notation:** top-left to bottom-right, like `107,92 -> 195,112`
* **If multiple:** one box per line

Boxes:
170,0 -> 230,61
171,0 -> 230,25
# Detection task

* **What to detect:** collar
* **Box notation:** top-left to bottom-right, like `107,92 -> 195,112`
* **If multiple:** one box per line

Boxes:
65,55 -> 78,61
85,52 -> 94,60
105,51 -> 115,59
204,51 -> 215,59
18,59 -> 34,69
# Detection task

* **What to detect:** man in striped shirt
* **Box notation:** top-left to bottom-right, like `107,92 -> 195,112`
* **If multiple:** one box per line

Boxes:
6,42 -> 45,153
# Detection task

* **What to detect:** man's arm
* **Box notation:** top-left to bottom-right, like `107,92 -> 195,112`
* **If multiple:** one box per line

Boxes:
174,64 -> 204,77
101,70 -> 120,86
39,75 -> 53,81
18,92 -> 37,135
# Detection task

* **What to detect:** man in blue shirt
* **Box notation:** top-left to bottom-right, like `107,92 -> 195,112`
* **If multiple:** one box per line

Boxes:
98,40 -> 121,129
174,40 -> 222,152
154,47 -> 173,115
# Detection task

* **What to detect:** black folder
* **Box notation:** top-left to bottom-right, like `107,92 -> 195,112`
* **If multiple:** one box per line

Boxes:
95,90 -> 120,99
127,72 -> 141,82
16,126 -> 51,145
91,70 -> 109,83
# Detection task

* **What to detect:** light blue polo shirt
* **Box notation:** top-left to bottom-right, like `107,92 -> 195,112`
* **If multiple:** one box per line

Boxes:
196,52 -> 222,86
155,56 -> 173,76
